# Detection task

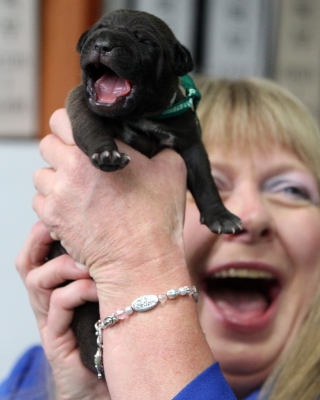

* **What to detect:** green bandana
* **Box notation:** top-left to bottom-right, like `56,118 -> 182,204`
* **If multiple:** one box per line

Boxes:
153,74 -> 201,120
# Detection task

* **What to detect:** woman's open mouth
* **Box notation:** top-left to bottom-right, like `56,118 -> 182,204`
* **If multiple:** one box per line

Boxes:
85,62 -> 132,104
202,266 -> 281,332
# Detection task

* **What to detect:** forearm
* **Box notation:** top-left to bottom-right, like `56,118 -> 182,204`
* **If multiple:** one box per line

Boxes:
97,257 -> 215,400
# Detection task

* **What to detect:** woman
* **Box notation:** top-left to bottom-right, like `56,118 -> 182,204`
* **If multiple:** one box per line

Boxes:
5,76 -> 320,399
185,76 -> 320,399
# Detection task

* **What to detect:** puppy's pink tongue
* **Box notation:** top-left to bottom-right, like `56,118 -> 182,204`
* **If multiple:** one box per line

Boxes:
94,72 -> 131,103
212,289 -> 268,322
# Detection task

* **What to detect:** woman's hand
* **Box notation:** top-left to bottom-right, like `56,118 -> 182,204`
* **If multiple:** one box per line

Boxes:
30,110 -> 214,399
16,221 -> 110,400
33,109 -> 188,299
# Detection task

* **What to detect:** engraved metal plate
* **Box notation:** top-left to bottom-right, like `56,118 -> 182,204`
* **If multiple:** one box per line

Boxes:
132,294 -> 159,312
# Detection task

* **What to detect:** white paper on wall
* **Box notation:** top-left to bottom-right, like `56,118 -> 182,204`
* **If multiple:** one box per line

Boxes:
203,0 -> 276,78
0,0 -> 39,137
275,0 -> 320,125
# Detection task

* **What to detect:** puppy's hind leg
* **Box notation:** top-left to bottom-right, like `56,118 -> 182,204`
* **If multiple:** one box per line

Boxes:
180,143 -> 242,234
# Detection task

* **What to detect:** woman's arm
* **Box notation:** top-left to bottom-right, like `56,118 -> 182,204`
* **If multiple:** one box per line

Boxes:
33,109 -> 215,399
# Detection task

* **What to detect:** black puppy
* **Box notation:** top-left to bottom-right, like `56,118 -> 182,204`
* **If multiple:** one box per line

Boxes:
67,9 -> 241,233
52,9 -> 242,375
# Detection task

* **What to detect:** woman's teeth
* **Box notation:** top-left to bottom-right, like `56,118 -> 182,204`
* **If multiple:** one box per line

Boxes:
211,268 -> 274,279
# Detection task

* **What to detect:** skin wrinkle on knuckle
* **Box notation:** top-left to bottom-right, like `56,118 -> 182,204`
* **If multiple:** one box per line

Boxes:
39,134 -> 55,158
42,199 -> 60,232
43,176 -> 77,232
50,281 -> 81,311
49,109 -> 63,132
33,190 -> 48,215
51,109 -> 71,135
49,287 -> 68,310
51,258 -> 81,287
30,258 -> 46,270
32,169 -> 41,187
66,148 -> 83,171
34,173 -> 50,199
25,269 -> 42,292
38,138 -> 47,157
50,280 -> 91,310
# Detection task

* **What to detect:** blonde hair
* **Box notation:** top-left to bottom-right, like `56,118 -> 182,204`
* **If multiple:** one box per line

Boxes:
260,287 -> 320,400
194,75 -> 320,186
194,75 -> 320,400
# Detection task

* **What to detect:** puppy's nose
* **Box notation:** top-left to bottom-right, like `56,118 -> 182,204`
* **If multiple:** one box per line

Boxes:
94,40 -> 113,54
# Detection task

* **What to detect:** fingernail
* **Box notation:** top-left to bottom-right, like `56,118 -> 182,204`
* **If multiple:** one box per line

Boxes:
50,231 -> 60,241
75,262 -> 88,270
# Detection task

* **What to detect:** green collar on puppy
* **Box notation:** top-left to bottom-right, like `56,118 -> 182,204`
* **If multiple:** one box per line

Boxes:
153,74 -> 201,120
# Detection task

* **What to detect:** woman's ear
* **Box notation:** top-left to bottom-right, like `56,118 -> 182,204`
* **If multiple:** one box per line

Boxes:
174,42 -> 194,76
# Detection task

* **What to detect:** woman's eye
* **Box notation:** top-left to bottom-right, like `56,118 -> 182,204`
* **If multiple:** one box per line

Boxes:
214,178 -> 227,191
281,185 -> 310,200
264,175 -> 319,205
268,181 -> 310,200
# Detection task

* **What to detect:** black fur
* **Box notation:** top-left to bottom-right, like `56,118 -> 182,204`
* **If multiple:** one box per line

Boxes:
51,9 -> 242,374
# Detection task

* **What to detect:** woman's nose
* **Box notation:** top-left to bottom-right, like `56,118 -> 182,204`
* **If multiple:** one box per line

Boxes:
223,184 -> 274,243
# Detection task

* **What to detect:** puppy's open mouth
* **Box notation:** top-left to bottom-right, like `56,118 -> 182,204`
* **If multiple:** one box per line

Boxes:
86,63 -> 132,104
202,268 -> 280,325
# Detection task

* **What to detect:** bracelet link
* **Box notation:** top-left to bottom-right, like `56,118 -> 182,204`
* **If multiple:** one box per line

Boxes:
94,347 -> 104,379
101,313 -> 119,329
94,321 -> 104,379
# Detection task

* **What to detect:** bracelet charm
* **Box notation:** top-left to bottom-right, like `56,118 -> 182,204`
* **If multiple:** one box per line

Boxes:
132,294 -> 159,312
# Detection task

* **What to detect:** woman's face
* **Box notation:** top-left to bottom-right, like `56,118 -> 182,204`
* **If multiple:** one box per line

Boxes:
184,145 -> 320,398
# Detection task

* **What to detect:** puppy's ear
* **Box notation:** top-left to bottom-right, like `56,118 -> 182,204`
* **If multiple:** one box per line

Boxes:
174,42 -> 194,76
76,30 -> 90,53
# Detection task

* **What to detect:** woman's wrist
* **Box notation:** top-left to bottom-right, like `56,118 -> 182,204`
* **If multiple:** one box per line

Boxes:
93,251 -> 191,311
99,277 -> 214,399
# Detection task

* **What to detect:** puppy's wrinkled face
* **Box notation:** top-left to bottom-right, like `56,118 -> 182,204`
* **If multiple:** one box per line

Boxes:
77,9 -> 193,118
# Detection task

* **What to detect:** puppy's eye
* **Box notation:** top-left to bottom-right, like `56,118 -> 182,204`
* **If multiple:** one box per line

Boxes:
134,31 -> 154,45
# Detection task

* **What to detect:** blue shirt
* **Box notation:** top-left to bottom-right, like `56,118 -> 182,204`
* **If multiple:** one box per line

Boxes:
174,362 -> 260,400
173,362 -> 237,399
0,346 -> 55,400
0,346 -> 260,399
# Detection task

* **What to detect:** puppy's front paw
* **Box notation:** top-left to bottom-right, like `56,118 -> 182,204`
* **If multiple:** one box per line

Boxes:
201,206 -> 242,234
91,150 -> 131,172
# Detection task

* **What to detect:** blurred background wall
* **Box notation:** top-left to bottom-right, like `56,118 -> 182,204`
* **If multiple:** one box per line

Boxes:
1,0 -> 319,380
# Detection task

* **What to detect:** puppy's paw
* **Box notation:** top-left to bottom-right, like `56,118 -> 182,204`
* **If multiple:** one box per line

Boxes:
91,150 -> 131,172
201,206 -> 242,234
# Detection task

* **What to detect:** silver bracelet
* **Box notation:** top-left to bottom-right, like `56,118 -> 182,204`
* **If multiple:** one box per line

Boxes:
94,285 -> 198,378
